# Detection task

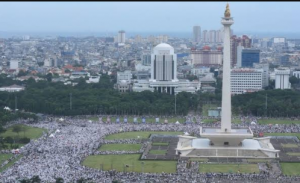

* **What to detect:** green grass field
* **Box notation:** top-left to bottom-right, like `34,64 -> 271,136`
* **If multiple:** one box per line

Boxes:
152,142 -> 169,146
287,153 -> 300,156
189,158 -> 209,162
281,143 -> 298,148
202,118 -> 241,124
247,159 -> 271,163
199,164 -> 259,173
264,133 -> 300,139
82,154 -> 177,173
202,104 -> 218,117
1,124 -> 46,139
99,144 -> 141,151
0,155 -> 22,172
105,131 -> 182,140
258,119 -> 300,125
0,154 -> 13,164
281,163 -> 300,176
149,150 -> 166,155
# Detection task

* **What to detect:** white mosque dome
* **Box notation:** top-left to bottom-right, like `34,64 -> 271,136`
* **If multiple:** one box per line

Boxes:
153,43 -> 174,54
155,43 -> 173,49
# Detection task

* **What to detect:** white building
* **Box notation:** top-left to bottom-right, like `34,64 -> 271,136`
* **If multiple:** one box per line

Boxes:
117,70 -> 132,82
231,68 -> 265,94
88,75 -> 101,83
292,70 -> 300,79
133,43 -> 200,94
0,84 -> 25,92
10,60 -> 19,70
254,63 -> 269,87
275,68 -> 291,89
118,30 -> 126,44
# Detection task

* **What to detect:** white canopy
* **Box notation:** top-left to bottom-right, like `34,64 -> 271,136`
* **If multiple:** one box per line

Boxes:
88,120 -> 92,123
175,121 -> 180,124
49,134 -> 55,138
59,118 -> 64,122
55,129 -> 60,133
251,121 -> 256,125
184,132 -> 190,135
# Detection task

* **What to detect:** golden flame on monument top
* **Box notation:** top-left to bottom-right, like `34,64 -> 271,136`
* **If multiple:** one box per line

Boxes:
224,3 -> 231,17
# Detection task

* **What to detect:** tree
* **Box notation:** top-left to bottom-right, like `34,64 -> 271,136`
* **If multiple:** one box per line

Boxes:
4,136 -> 14,148
289,76 -> 300,88
18,70 -> 28,77
12,125 -> 22,137
30,175 -> 41,183
46,73 -> 53,82
55,177 -> 64,183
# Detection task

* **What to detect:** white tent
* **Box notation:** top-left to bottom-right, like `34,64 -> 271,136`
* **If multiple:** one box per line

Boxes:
251,121 -> 256,125
55,129 -> 60,133
184,132 -> 190,136
175,121 -> 180,125
59,118 -> 64,122
88,120 -> 92,123
49,134 -> 55,138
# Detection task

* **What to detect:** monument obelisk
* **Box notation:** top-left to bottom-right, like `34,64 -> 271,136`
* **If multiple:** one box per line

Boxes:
220,3 -> 234,132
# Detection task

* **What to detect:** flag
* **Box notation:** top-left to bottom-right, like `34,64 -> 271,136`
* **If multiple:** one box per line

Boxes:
156,118 -> 159,123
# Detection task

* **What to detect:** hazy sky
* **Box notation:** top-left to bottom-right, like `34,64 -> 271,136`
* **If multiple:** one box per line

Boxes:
0,1 -> 299,33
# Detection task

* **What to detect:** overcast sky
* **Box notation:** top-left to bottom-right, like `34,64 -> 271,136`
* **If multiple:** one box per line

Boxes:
0,1 -> 298,33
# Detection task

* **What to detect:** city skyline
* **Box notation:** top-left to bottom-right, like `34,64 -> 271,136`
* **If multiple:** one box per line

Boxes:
0,2 -> 299,34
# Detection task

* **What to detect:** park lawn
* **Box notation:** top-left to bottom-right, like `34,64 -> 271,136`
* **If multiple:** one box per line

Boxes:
1,124 -> 46,139
258,119 -> 300,125
281,143 -> 298,148
105,131 -> 182,140
189,158 -> 209,162
149,150 -> 166,155
0,154 -> 13,164
152,142 -> 169,146
202,104 -> 218,117
247,159 -> 271,163
202,119 -> 219,123
264,133 -> 300,139
287,153 -> 300,156
199,164 -> 259,173
99,144 -> 141,151
0,155 -> 22,172
232,118 -> 241,124
82,154 -> 176,173
202,118 -> 240,123
281,163 -> 300,176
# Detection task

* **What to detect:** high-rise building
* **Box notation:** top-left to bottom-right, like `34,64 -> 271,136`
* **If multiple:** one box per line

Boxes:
142,54 -> 151,66
241,49 -> 260,67
150,43 -> 177,82
209,30 -> 216,43
254,63 -> 269,87
216,29 -> 223,43
275,68 -> 291,89
193,26 -> 201,43
202,30 -> 208,43
118,30 -> 126,44
190,46 -> 223,66
280,54 -> 290,66
231,68 -> 265,94
133,43 -> 200,94
230,35 -> 251,67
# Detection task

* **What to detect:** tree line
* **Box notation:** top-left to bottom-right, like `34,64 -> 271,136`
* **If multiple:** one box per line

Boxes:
1,74 -> 300,120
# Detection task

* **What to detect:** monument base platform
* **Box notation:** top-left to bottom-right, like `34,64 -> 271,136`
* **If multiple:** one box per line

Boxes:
176,136 -> 280,158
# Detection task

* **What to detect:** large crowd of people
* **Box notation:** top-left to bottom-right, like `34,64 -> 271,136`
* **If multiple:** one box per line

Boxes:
0,115 -> 300,182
